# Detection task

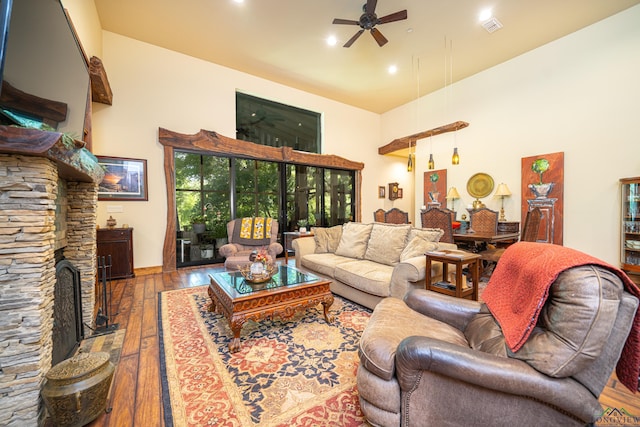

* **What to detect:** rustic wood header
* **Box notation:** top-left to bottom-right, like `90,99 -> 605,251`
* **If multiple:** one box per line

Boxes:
159,128 -> 364,171
378,120 -> 469,156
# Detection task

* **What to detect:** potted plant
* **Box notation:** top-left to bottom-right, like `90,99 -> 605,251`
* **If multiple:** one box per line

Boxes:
529,158 -> 554,198
191,214 -> 207,234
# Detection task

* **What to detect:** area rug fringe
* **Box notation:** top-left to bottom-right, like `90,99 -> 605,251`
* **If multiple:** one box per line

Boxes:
159,285 -> 372,426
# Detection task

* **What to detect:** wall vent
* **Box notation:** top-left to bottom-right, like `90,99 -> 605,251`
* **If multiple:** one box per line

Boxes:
482,17 -> 503,34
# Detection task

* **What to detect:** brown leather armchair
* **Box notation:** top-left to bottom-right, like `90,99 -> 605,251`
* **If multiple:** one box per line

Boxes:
357,250 -> 639,426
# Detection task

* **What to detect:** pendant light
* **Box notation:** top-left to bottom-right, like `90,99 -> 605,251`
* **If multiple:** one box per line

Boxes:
407,142 -> 413,172
428,136 -> 435,169
452,147 -> 460,165
448,39 -> 460,165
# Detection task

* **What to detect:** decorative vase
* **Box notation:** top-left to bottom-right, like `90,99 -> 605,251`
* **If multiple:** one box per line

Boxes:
106,216 -> 117,229
428,191 -> 440,203
192,223 -> 206,234
529,182 -> 555,199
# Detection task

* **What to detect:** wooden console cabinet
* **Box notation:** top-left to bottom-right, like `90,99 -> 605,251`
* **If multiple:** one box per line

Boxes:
97,228 -> 134,279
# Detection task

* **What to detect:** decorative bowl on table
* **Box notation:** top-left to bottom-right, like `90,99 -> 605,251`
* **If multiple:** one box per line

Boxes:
239,263 -> 277,284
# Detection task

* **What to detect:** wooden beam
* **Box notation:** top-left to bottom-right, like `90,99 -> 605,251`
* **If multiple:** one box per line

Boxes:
89,56 -> 113,105
378,121 -> 469,155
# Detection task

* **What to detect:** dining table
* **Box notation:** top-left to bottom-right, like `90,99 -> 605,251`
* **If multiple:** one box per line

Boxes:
452,230 -> 520,252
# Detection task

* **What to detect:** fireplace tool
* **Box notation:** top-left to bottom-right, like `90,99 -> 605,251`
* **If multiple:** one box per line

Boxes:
95,255 -> 119,335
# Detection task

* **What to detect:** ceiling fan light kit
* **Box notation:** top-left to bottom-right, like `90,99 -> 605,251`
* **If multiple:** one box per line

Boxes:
332,0 -> 407,47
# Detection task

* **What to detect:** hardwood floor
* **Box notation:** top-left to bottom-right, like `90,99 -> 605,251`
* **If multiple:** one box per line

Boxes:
85,264 -> 640,426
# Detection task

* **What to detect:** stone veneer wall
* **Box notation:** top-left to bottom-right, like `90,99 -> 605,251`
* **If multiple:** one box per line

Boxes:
0,154 -> 98,426
65,182 -> 99,332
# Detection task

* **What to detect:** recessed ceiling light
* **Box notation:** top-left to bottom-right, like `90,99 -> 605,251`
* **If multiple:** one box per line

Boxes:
327,35 -> 337,46
233,0 -> 244,4
479,9 -> 492,22
388,65 -> 398,74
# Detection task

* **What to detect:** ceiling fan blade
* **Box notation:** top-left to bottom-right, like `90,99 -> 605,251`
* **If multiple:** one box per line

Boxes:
365,0 -> 378,15
377,10 -> 408,24
343,29 -> 364,48
370,28 -> 388,47
332,18 -> 360,25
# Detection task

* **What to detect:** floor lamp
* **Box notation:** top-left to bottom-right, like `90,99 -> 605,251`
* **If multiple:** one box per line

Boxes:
495,183 -> 512,222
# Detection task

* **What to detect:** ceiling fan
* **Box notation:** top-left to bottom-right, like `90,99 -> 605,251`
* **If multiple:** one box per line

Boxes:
332,0 -> 408,48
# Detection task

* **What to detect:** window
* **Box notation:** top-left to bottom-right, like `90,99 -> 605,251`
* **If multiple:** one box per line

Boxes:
174,151 -> 355,268
236,92 -> 321,153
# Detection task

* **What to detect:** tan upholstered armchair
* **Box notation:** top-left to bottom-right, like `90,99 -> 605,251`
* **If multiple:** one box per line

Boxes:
218,217 -> 283,270
357,243 -> 639,426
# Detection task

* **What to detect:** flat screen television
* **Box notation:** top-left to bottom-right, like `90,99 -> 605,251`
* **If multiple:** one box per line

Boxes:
0,0 -> 90,140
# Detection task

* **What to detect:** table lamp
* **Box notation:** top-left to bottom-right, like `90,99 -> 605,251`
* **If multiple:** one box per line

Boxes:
495,183 -> 512,222
445,187 -> 461,216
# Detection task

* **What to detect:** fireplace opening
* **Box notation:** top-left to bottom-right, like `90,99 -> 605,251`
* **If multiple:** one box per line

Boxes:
52,254 -> 84,366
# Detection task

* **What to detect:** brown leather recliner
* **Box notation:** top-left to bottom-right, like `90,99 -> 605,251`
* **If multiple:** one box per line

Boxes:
357,263 -> 639,426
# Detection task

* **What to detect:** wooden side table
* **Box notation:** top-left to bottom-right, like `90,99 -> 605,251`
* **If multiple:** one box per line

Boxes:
283,231 -> 314,262
425,250 -> 480,301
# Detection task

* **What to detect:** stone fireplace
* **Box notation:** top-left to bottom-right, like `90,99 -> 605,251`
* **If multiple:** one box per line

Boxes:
0,140 -> 103,425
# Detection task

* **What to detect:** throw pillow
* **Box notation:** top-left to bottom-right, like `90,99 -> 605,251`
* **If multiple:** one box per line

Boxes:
407,227 -> 444,243
312,225 -> 343,253
335,222 -> 373,259
364,224 -> 411,266
400,235 -> 439,262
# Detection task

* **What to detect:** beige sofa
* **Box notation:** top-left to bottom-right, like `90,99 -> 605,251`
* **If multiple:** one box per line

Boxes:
292,222 -> 457,309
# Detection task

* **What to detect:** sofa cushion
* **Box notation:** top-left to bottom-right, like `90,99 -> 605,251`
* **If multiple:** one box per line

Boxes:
301,253 -> 353,278
335,222 -> 373,259
334,259 -> 394,297
407,227 -> 444,243
509,266 -> 623,377
400,235 -> 440,262
359,297 -> 469,381
312,225 -> 343,253
364,223 -> 411,266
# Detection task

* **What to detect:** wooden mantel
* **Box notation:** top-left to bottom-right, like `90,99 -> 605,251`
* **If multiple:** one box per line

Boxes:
378,120 -> 469,155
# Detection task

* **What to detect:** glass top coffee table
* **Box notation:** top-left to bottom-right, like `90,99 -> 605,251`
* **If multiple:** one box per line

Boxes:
208,264 -> 334,353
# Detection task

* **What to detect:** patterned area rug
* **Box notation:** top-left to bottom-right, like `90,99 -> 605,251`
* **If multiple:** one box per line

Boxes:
159,286 -> 372,426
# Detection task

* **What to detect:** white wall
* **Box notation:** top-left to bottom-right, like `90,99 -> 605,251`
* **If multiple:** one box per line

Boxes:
92,32 -> 399,268
382,5 -> 640,264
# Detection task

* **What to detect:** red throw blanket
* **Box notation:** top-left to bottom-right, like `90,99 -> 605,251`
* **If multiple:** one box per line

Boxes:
483,242 -> 640,392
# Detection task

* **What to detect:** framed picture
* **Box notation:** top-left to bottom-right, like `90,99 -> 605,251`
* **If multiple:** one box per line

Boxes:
97,156 -> 148,201
378,186 -> 385,198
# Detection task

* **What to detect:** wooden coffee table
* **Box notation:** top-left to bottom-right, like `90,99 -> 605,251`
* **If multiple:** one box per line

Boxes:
208,265 -> 334,353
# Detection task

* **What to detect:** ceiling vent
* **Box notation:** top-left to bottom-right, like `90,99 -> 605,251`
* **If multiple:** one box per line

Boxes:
482,17 -> 503,34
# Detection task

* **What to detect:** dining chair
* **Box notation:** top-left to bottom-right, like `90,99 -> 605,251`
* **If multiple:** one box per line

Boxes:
420,207 -> 454,243
373,209 -> 385,223
479,207 -> 543,274
469,207 -> 499,235
384,208 -> 410,224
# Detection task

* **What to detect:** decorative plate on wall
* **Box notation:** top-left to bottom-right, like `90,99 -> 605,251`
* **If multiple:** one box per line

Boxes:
467,172 -> 494,198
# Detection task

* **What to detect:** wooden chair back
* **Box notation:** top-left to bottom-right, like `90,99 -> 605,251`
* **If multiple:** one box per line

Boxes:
373,209 -> 385,222
384,208 -> 409,224
521,207 -> 543,242
420,207 -> 454,243
470,208 -> 498,235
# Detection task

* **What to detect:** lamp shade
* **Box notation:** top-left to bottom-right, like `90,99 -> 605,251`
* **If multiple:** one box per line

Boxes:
495,183 -> 512,197
446,187 -> 461,200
